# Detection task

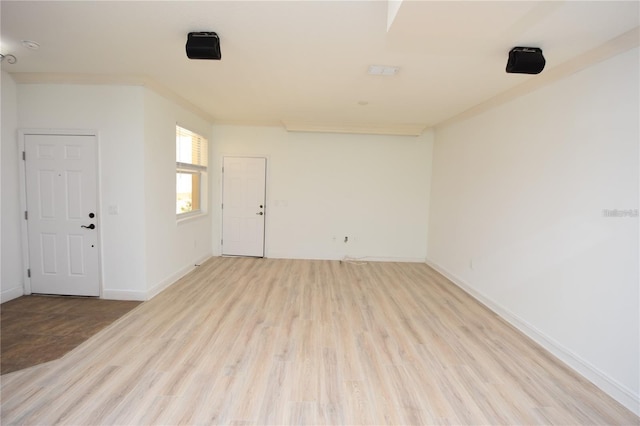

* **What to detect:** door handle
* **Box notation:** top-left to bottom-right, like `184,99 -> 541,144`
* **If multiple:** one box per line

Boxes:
256,212 -> 263,215
81,224 -> 96,229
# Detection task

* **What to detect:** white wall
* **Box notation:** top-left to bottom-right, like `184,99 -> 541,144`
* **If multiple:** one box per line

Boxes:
17,84 -> 148,299
143,89 -> 212,297
14,83 -> 213,301
1,71 -> 24,302
428,48 -> 639,412
211,125 -> 433,261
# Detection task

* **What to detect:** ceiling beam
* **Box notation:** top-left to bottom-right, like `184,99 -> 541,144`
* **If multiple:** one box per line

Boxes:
387,0 -> 404,32
282,120 -> 426,137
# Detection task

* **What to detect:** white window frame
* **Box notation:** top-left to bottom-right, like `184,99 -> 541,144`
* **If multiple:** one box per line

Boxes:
176,125 -> 208,220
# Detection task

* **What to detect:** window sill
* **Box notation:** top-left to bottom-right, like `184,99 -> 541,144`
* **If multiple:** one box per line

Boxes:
177,211 -> 208,225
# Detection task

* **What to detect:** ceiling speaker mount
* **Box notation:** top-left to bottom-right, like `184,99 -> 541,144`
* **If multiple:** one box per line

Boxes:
186,32 -> 221,60
506,47 -> 545,74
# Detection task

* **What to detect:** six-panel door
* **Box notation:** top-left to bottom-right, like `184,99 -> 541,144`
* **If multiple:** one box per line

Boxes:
25,134 -> 100,296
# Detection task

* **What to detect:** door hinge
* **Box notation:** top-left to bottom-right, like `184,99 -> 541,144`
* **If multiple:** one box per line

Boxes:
221,203 -> 224,209
25,211 -> 28,220
27,269 -> 31,278
221,239 -> 223,245
222,166 -> 224,173
22,151 -> 26,161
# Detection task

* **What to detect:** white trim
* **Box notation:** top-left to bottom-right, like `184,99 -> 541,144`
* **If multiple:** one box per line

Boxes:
344,256 -> 426,263
176,210 -> 208,224
18,132 -> 31,295
103,254 -> 212,301
101,289 -> 147,301
266,253 -> 426,263
282,120 -> 426,137
425,258 -> 640,416
146,254 -> 212,300
220,155 -> 269,258
1,286 -> 24,304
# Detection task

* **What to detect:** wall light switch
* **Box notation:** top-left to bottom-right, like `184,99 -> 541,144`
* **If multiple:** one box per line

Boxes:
108,205 -> 119,215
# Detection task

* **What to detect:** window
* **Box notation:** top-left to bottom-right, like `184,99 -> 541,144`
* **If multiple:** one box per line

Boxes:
176,125 -> 208,216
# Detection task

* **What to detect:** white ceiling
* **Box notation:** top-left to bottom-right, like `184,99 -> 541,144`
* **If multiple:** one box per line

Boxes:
2,1 -> 638,134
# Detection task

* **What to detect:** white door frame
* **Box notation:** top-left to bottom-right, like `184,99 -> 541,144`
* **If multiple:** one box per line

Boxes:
18,129 -> 103,296
218,154 -> 269,257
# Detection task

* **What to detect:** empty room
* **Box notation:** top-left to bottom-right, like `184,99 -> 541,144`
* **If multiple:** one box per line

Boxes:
1,1 -> 638,424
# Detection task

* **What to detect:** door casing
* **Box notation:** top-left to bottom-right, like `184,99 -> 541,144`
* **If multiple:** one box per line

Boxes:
220,155 -> 269,258
18,129 -> 102,296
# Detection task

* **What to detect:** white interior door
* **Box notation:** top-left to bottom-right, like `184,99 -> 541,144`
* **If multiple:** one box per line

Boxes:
24,133 -> 100,296
222,157 -> 266,257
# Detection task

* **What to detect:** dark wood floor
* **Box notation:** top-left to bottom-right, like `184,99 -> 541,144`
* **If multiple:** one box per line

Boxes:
0,295 -> 141,375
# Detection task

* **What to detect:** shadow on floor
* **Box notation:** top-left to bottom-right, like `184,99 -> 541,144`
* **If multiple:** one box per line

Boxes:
1,295 -> 141,375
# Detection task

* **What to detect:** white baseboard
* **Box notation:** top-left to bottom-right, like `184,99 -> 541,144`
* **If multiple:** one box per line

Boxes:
266,252 -> 426,263
425,258 -> 640,417
1,286 -> 24,304
342,256 -> 427,263
146,254 -> 212,300
101,289 -> 147,301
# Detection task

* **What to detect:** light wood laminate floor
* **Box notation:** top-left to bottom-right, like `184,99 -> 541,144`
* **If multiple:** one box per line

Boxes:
1,257 -> 637,425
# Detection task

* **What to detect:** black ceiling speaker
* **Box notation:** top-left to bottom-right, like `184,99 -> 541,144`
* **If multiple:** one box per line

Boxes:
506,47 -> 545,74
186,32 -> 221,60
